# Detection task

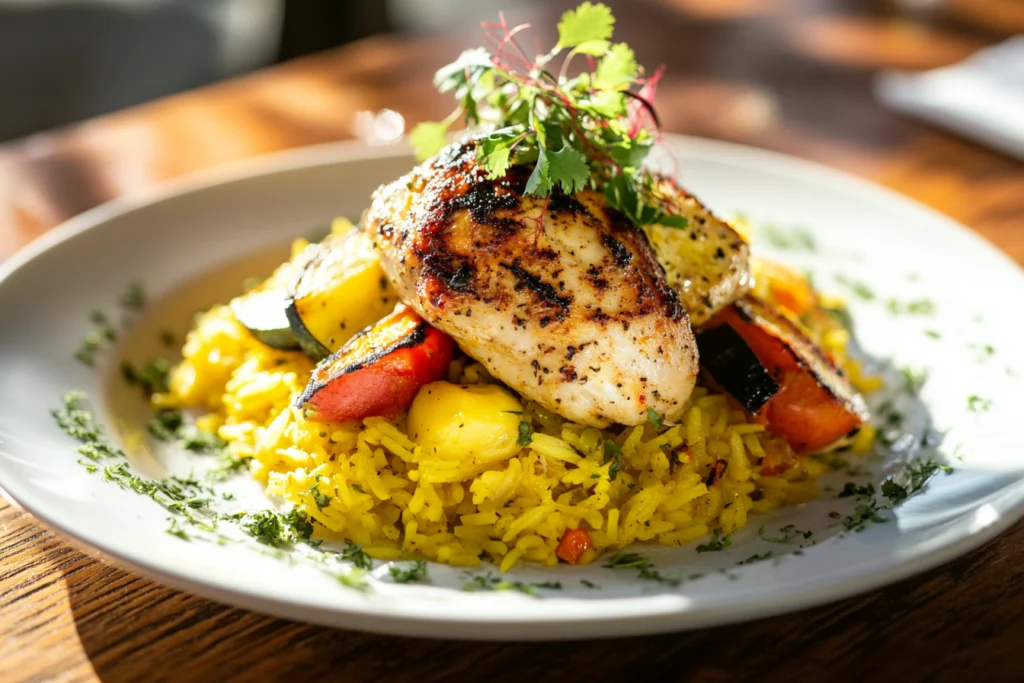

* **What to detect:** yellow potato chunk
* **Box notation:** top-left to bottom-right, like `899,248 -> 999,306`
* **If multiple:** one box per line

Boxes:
407,382 -> 523,465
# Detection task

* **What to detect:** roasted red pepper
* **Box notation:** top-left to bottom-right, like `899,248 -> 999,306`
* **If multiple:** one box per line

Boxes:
297,305 -> 455,422
556,528 -> 593,565
700,299 -> 867,455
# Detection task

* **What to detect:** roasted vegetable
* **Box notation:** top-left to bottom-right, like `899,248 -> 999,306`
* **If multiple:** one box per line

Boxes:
407,381 -> 523,465
694,323 -> 778,413
643,176 -> 752,326
700,298 -> 868,454
297,305 -> 454,423
286,228 -> 399,359
556,528 -> 592,565
229,246 -> 315,350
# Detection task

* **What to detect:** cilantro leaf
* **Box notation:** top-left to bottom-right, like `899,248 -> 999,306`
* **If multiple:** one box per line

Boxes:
410,121 -> 450,161
477,127 -> 522,179
524,145 -> 551,196
547,144 -> 591,194
646,407 -> 663,429
594,43 -> 637,91
573,39 -> 611,56
556,1 -> 615,49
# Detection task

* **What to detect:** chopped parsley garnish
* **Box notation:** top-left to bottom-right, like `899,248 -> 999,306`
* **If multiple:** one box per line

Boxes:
351,484 -> 365,493
120,282 -> 146,310
843,502 -> 887,532
461,572 -> 562,596
602,439 -> 622,480
306,479 -> 331,510
738,551 -> 773,566
838,482 -> 875,499
580,578 -> 601,589
760,225 -> 817,252
178,426 -> 227,453
166,517 -> 190,540
336,569 -> 370,592
758,524 -> 812,543
834,275 -> 875,301
516,419 -> 532,446
901,367 -> 928,396
74,331 -> 105,366
881,458 -> 953,504
695,529 -> 732,553
967,395 -> 992,413
517,421 -> 533,446
603,553 -> 680,585
412,2 -> 688,230
340,541 -> 373,570
389,560 -> 429,584
52,392 -> 123,460
148,409 -> 184,441
924,329 -> 941,340
233,508 -> 314,547
122,358 -> 173,395
885,298 -> 935,316
646,407 -> 662,429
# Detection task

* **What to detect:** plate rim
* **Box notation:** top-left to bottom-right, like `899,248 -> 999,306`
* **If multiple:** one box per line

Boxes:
1,135 -> 1022,639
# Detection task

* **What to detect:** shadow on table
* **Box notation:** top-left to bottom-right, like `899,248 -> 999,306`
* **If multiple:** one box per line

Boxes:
61,520 -> 1020,683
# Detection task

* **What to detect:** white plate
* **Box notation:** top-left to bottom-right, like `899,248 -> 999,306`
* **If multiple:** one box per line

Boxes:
0,137 -> 1022,640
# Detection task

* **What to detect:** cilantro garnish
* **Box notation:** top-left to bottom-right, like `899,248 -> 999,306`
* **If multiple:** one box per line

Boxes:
389,560 -> 429,584
646,407 -> 662,429
412,2 -> 687,229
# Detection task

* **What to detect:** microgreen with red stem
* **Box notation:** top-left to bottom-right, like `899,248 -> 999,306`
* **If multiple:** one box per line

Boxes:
410,1 -> 688,230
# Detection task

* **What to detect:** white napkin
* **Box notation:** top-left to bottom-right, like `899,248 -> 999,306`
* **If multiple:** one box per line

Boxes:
875,36 -> 1024,161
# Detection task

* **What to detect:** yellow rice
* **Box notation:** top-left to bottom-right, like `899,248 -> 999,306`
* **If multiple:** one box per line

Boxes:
158,240 -> 878,570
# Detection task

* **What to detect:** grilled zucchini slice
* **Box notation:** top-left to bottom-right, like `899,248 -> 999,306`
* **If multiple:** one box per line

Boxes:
285,228 -> 399,359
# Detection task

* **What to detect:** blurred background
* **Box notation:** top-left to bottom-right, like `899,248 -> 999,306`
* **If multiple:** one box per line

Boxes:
0,0 -> 1021,143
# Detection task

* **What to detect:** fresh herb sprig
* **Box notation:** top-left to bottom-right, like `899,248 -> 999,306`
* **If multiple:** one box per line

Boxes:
411,2 -> 686,230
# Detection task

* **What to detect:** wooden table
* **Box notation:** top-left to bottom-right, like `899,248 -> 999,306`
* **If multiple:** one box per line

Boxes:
1,1 -> 1022,681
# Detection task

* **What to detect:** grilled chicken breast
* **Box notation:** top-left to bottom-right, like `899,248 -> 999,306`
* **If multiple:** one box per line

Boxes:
365,143 -> 698,427
642,177 -> 752,326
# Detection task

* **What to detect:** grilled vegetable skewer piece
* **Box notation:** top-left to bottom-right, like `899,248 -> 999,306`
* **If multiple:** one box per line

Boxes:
642,176 -> 752,326
229,245 -> 317,350
697,297 -> 868,454
286,228 -> 399,359
297,305 -> 455,423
